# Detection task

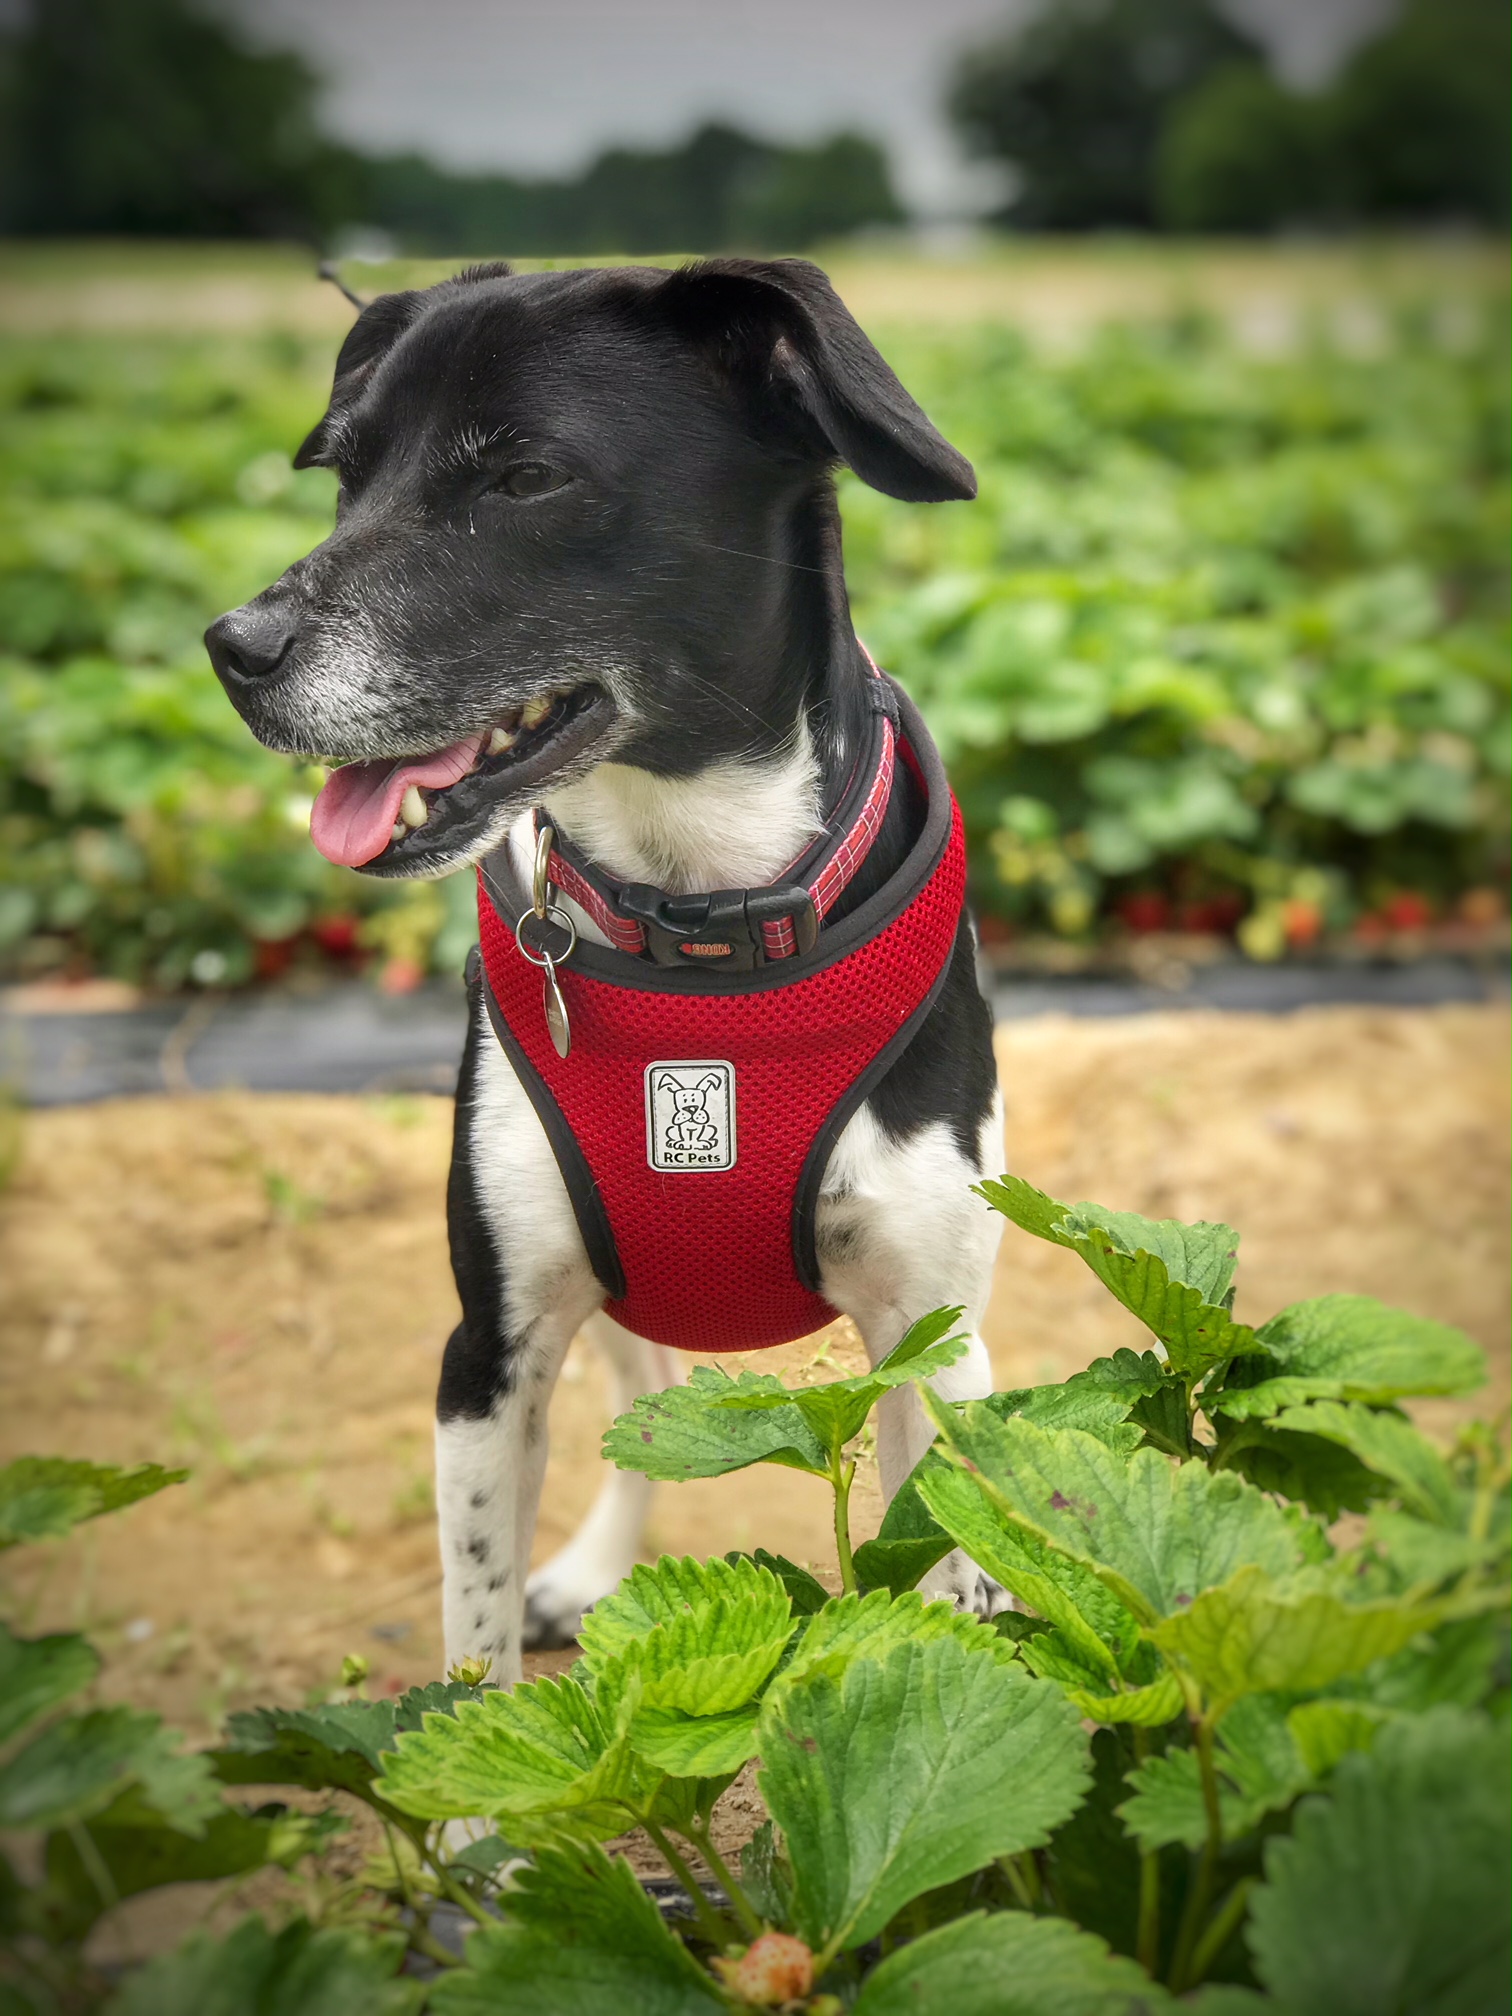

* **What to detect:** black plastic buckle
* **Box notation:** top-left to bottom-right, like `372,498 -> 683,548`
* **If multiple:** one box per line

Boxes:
615,882 -> 819,971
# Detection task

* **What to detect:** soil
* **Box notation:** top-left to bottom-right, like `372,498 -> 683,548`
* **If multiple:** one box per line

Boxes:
2,1003 -> 1506,1941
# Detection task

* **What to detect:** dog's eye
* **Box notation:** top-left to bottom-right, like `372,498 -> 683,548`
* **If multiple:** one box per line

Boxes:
494,460 -> 568,499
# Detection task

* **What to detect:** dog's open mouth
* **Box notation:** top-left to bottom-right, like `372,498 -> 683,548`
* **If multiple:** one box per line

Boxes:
309,684 -> 613,871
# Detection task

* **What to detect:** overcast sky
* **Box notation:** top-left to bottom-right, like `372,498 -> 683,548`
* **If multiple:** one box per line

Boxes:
232,0 -> 1397,217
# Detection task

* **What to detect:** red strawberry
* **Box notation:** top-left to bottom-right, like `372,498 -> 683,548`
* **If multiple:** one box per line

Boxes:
1382,890 -> 1433,931
1114,891 -> 1170,933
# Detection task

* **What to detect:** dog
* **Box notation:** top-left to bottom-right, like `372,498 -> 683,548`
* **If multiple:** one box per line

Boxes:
206,258 -> 1005,1684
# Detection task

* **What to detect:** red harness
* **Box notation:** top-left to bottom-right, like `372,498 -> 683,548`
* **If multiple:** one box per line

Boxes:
473,677 -> 966,1353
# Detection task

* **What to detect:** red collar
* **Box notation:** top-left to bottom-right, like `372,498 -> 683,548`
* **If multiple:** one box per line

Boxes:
532,663 -> 898,974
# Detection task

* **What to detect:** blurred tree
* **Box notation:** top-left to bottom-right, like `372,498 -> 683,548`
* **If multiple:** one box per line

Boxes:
947,0 -> 1261,229
733,133 -> 906,247
1326,0 -> 1509,224
0,0 -> 365,237
1156,63 -> 1329,231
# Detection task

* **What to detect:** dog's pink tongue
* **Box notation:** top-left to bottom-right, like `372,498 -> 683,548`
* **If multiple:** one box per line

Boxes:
309,733 -> 487,867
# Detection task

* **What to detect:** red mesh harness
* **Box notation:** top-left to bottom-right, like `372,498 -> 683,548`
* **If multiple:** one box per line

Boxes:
473,676 -> 966,1353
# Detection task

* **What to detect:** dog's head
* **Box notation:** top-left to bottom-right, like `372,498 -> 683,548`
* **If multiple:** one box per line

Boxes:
658,1071 -> 720,1114
205,258 -> 973,880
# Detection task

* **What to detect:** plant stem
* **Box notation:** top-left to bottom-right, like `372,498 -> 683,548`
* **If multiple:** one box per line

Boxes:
831,1451 -> 858,1595
1132,1729 -> 1161,1976
1000,1854 -> 1036,1911
1168,1716 -> 1224,1994
643,1818 -> 732,1950
684,1818 -> 762,1939
1187,1878 -> 1253,1988
66,1822 -> 118,1916
417,1833 -> 493,1928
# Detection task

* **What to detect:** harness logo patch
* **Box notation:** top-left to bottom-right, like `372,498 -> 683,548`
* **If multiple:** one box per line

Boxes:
645,1061 -> 736,1172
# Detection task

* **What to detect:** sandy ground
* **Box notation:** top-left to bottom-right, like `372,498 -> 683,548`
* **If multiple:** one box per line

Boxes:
3,1002 -> 1506,1736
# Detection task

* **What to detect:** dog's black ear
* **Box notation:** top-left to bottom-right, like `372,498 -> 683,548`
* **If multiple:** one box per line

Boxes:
293,292 -> 424,469
654,258 -> 975,503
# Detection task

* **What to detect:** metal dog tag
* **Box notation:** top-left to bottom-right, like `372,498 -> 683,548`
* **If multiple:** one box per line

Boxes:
542,958 -> 571,1059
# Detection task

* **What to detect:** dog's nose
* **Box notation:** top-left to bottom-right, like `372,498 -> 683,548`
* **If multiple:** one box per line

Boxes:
205,602 -> 297,689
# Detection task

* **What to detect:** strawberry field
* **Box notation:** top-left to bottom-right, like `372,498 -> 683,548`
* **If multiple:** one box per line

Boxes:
1,252 -> 1506,990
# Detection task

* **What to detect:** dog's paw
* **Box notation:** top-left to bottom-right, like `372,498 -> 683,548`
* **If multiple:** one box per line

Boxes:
521,1583 -> 586,1651
918,1547 -> 1014,1622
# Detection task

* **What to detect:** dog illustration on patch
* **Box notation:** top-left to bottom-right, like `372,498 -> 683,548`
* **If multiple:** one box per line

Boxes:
658,1071 -> 722,1154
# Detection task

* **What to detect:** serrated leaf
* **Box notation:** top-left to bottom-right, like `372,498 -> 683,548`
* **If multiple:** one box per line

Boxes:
576,1554 -> 792,1712
853,1459 -> 955,1596
1151,1564 -> 1444,1714
604,1364 -> 828,1481
628,1704 -> 759,1778
919,1460 -> 1139,1678
924,1400 -> 1302,1627
0,1708 -> 218,1834
103,1912 -> 424,2016
1119,1694 -> 1314,1851
429,1840 -> 722,2015
0,1622 -> 99,1745
715,1308 -> 969,1451
1366,1509 -> 1506,1589
217,1682 -> 490,1796
1270,1402 -> 1462,1524
851,1907 -> 1176,2014
760,1634 -> 1089,1952
1247,1708 -> 1510,2016
0,1458 -> 187,1549
375,1671 -> 642,1843
978,1178 -> 1251,1376
1022,1628 -> 1185,1726
1212,1297 -> 1485,1420
739,1818 -> 795,1927
1042,1729 -> 1149,1960
725,1549 -> 830,1614
772,1588 -> 1017,1708
1218,1419 -> 1384,1520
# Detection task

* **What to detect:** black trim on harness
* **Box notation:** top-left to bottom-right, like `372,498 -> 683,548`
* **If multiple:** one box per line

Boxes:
468,947 -> 628,1301
788,923 -> 963,1294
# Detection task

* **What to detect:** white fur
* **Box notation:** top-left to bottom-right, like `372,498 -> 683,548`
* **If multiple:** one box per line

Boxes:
437,751 -> 1006,1680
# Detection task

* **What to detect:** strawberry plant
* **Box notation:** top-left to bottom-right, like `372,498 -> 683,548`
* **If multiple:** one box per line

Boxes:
5,1179 -> 1504,2010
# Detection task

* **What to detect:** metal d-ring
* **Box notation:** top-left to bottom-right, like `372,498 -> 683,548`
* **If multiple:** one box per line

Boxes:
514,902 -> 578,969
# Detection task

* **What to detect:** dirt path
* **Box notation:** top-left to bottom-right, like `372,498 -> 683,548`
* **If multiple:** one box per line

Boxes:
2,1004 -> 1506,1738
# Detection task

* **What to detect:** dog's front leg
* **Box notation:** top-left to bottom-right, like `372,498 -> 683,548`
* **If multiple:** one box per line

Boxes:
437,993 -> 604,1685
816,1095 -> 1007,1614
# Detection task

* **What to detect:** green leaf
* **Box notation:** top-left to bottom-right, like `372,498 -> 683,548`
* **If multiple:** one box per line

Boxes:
918,1460 -> 1141,1678
853,1460 -> 956,1596
1218,1420 -> 1385,1520
0,1708 -> 218,1834
924,1401 -> 1302,1626
724,1549 -> 830,1614
44,1798 -> 336,1942
851,1908 -> 1177,2015
1022,1629 -> 1185,1726
0,1622 -> 100,1745
1269,1402 -> 1462,1524
1247,1708 -> 1510,2016
1119,1694 -> 1315,1852
603,1364 -> 828,1481
1285,1701 -> 1389,1778
216,1682 -> 490,1797
772,1588 -> 1018,1707
429,1840 -> 723,2015
0,1458 -> 187,1549
103,1912 -> 424,2016
1365,1509 -> 1506,1590
627,1704 -> 759,1778
1150,1565 -> 1446,1714
374,1670 -> 642,1843
1212,1298 -> 1485,1420
1042,1729 -> 1150,1961
978,1178 -> 1252,1376
739,1819 -> 795,1928
759,1634 -> 1089,1952
715,1308 -> 969,1452
577,1554 -> 793,1713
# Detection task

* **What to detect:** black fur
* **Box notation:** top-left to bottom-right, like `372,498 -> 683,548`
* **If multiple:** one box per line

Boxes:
205,256 -> 998,1431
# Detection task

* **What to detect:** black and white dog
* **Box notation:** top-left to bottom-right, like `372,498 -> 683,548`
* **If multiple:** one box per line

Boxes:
207,258 -> 1005,1685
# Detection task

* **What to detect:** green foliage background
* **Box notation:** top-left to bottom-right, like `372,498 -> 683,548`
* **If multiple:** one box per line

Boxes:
0,292 -> 1506,988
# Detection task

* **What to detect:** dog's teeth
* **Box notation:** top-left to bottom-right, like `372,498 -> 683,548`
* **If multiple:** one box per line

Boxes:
488,725 -> 518,756
391,821 -> 406,843
400,785 -> 428,829
519,696 -> 552,730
